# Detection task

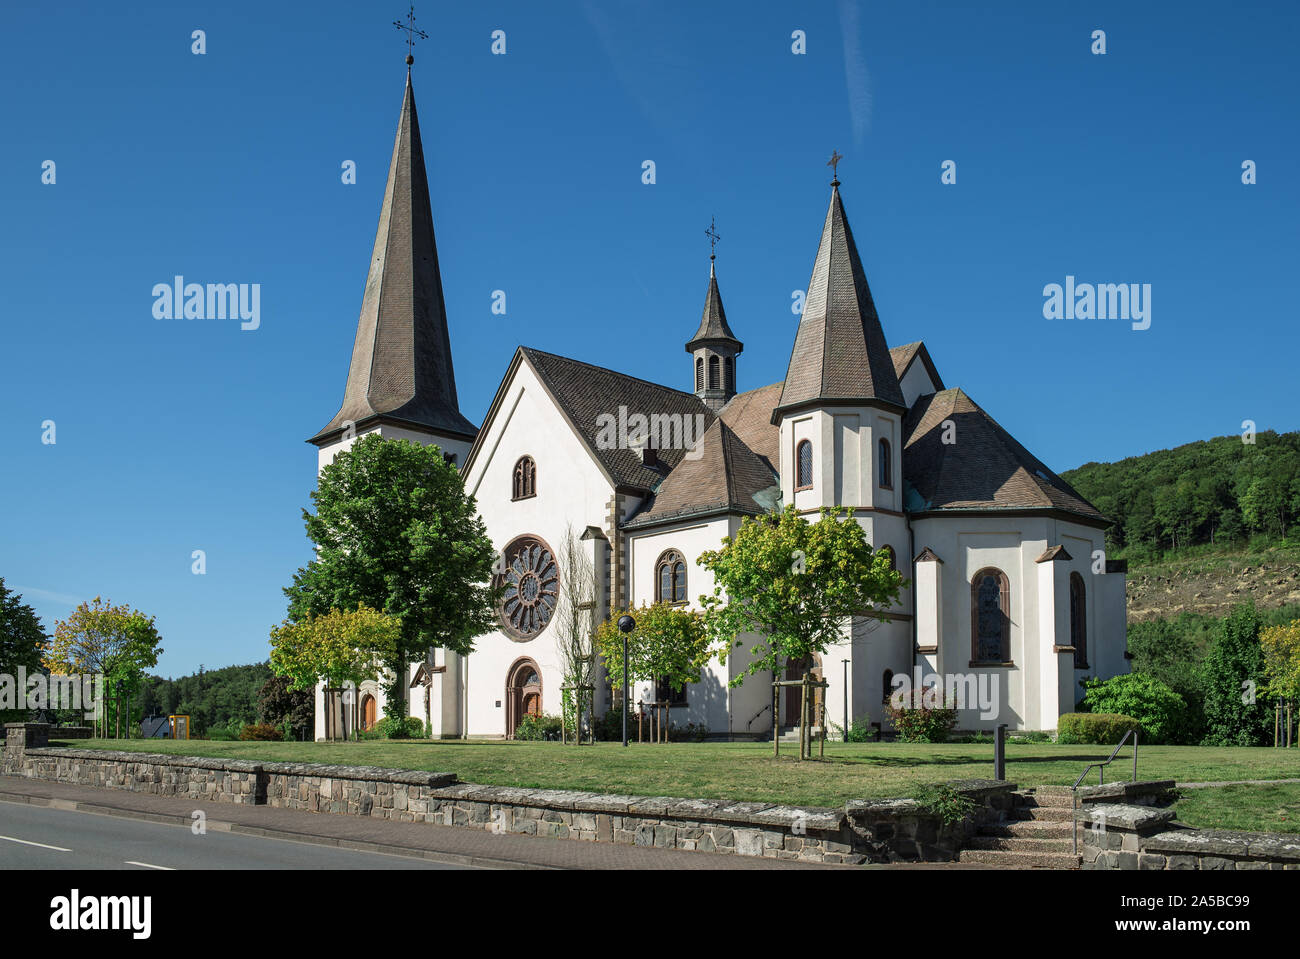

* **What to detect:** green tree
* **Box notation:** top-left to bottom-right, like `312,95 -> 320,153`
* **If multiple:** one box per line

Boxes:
257,674 -> 314,740
45,597 -> 163,737
1199,603 -> 1272,745
0,579 -> 49,723
594,602 -> 711,702
698,505 -> 903,684
284,434 -> 499,718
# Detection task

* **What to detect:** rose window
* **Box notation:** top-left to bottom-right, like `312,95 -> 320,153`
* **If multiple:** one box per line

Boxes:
498,536 -> 559,640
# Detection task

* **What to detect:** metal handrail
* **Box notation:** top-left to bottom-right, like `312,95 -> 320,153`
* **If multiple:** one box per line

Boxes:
1070,728 -> 1138,855
746,702 -> 771,730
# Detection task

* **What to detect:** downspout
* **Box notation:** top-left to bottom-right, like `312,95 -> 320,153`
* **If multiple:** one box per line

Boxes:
462,653 -> 469,740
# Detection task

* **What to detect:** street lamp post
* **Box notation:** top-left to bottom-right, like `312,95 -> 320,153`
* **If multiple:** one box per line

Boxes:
618,615 -> 636,747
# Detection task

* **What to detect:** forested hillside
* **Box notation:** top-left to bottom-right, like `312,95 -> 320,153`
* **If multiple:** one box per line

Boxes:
1062,430 -> 1300,562
138,662 -> 273,733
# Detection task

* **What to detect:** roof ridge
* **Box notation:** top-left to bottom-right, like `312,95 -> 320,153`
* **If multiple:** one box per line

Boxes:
521,346 -> 704,405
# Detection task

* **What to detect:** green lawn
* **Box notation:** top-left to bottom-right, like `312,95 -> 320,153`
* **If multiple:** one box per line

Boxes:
1173,783 -> 1300,834
53,738 -> 1300,808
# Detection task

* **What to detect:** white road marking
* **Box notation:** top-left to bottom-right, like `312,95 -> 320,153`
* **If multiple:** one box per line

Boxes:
0,834 -> 71,852
124,860 -> 175,870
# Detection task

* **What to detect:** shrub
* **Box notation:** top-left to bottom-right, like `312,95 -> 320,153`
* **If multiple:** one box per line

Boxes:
1079,673 -> 1190,744
887,695 -> 958,743
912,784 -> 977,826
1056,713 -> 1140,745
667,721 -> 709,742
514,713 -> 563,741
206,727 -> 238,741
238,723 -> 286,741
374,715 -> 425,739
1009,730 -> 1052,744
595,706 -> 637,742
828,718 -> 877,743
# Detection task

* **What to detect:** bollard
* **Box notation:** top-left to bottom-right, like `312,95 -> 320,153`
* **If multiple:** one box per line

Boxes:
994,723 -> 1008,780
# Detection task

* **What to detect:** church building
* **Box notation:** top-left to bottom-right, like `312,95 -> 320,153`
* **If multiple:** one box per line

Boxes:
310,65 -> 1128,740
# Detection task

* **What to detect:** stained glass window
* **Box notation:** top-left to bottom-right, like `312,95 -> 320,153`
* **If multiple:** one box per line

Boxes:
796,440 -> 813,490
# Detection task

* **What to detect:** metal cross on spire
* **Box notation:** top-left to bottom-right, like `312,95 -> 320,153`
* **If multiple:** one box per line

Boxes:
705,216 -> 721,262
394,4 -> 429,64
827,150 -> 844,185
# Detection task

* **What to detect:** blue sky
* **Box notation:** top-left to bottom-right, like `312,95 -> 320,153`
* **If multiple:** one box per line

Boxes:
2,1 -> 1296,676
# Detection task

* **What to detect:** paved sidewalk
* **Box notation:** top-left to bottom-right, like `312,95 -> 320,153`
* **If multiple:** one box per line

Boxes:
0,776 -> 850,870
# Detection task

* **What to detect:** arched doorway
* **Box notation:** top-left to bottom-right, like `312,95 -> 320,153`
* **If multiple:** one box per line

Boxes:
505,658 -> 543,738
360,694 -> 377,731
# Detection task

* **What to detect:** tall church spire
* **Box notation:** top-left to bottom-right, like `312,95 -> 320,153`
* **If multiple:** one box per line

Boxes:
310,70 -> 476,446
686,220 -> 742,411
774,177 -> 905,421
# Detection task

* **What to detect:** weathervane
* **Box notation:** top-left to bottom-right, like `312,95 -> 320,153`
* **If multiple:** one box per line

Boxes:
705,216 -> 721,262
828,150 -> 843,185
394,4 -> 429,65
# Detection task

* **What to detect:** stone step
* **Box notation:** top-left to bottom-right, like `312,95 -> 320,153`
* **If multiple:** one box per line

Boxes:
979,819 -> 1074,839
1010,805 -> 1073,822
957,848 -> 1082,869
1012,789 -> 1076,809
965,835 -> 1076,853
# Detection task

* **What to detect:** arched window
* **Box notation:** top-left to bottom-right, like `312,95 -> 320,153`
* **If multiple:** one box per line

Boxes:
795,440 -> 813,490
880,545 -> 896,571
496,535 -> 559,639
708,355 -> 720,390
695,356 -> 704,392
971,567 -> 1011,663
724,356 -> 734,392
878,438 -> 892,489
656,549 -> 687,604
512,456 -> 536,500
882,669 -> 894,705
1070,572 -> 1087,668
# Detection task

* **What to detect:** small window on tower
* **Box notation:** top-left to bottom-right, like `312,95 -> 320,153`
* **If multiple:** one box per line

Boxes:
708,355 -> 720,390
695,356 -> 704,392
724,356 -> 734,392
878,438 -> 892,489
795,440 -> 814,491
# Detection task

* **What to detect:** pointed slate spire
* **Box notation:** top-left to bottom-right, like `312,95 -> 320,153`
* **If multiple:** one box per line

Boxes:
311,70 -> 477,445
774,182 -> 905,420
685,260 -> 743,354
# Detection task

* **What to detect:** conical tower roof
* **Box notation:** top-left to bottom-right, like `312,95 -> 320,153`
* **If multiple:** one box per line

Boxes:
311,70 -> 477,445
774,182 -> 905,420
685,261 -> 743,354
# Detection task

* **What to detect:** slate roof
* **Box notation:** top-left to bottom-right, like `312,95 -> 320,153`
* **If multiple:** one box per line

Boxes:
902,388 -> 1108,525
520,348 -> 715,491
889,341 -> 945,393
311,71 -> 477,445
685,262 -> 743,353
623,419 -> 779,529
718,381 -> 782,473
775,184 -> 906,419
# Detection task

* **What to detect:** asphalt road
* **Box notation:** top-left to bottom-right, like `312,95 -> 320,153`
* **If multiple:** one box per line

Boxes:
0,799 -> 478,870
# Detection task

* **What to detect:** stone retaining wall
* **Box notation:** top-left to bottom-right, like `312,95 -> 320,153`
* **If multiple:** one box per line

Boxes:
1078,801 -> 1300,871
1,724 -> 1017,864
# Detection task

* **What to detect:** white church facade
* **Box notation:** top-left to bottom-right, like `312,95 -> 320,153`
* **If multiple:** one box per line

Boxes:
310,67 -> 1128,741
